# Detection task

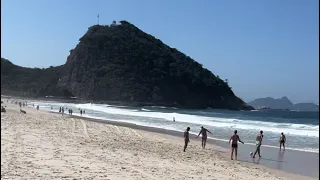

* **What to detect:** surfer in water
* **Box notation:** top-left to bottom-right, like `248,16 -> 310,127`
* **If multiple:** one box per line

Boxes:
183,127 -> 190,152
173,117 -> 175,122
253,130 -> 263,158
229,130 -> 244,160
196,126 -> 211,149
279,132 -> 286,150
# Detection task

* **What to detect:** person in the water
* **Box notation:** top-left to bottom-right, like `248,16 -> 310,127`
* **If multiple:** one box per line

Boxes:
279,132 -> 286,150
229,130 -> 244,160
196,126 -> 211,149
183,127 -> 190,152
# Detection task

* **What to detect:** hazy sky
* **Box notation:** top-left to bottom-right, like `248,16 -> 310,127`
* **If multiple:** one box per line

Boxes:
1,0 -> 319,103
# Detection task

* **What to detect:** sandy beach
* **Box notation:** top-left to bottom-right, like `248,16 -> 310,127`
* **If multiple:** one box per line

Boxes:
1,99 -> 316,180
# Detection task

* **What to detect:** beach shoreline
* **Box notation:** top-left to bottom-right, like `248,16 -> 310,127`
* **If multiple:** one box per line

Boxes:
1,98 -> 318,179
58,111 -> 319,178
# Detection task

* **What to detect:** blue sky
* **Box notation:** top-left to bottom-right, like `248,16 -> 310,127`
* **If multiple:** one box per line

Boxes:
1,0 -> 319,103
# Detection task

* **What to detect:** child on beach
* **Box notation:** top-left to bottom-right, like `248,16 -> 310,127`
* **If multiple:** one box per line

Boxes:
183,127 -> 190,152
229,130 -> 244,160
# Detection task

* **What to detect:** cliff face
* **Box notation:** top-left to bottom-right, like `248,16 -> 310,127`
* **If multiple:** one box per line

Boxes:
2,21 -> 253,110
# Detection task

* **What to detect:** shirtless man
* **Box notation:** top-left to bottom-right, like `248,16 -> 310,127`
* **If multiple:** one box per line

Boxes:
279,132 -> 286,150
183,127 -> 191,152
253,130 -> 264,158
229,130 -> 244,160
196,126 -> 211,149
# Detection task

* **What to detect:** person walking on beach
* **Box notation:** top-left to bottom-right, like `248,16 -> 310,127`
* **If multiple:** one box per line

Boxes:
279,132 -> 286,150
183,127 -> 191,152
229,130 -> 244,160
196,126 -> 211,149
253,130 -> 264,158
80,109 -> 83,116
62,107 -> 64,116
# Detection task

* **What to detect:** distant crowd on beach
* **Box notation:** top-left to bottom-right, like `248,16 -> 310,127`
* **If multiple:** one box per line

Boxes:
56,106 -> 85,116
183,125 -> 286,161
4,99 -> 86,117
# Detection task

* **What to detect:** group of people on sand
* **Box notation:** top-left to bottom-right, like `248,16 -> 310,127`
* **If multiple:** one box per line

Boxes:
183,126 -> 286,161
57,106 -> 85,116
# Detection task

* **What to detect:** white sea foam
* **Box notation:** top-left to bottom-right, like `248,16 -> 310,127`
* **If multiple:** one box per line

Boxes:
70,103 -> 319,137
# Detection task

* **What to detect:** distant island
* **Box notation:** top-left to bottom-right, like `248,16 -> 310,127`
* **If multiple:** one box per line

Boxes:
1,20 -> 253,110
248,96 -> 319,111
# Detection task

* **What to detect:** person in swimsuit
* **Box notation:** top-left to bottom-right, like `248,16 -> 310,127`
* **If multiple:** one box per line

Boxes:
279,132 -> 286,150
229,130 -> 244,160
253,130 -> 263,158
196,126 -> 211,149
183,127 -> 191,152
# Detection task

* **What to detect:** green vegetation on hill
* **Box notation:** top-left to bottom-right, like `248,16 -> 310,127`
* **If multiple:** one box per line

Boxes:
1,58 -> 72,97
1,21 -> 253,110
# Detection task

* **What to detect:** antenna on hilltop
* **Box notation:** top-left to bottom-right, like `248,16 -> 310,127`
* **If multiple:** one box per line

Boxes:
97,14 -> 100,25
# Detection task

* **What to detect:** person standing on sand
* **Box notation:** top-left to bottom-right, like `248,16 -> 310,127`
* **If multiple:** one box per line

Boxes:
279,132 -> 286,150
196,126 -> 211,149
183,127 -> 191,152
253,130 -> 264,158
229,130 -> 244,160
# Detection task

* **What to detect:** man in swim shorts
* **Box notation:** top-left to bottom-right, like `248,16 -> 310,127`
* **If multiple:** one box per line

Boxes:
229,130 -> 244,160
279,132 -> 286,150
253,130 -> 263,158
196,126 -> 212,149
183,127 -> 190,152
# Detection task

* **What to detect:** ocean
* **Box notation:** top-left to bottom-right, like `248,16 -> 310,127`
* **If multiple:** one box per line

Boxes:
29,100 -> 319,153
